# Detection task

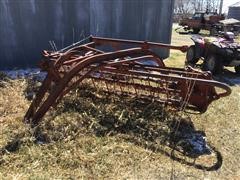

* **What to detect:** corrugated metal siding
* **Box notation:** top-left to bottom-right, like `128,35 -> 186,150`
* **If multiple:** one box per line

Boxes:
0,0 -> 90,69
90,0 -> 175,58
0,0 -> 174,69
228,6 -> 240,20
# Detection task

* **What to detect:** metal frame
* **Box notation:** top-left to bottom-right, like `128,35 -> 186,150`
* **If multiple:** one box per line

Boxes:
24,36 -> 231,126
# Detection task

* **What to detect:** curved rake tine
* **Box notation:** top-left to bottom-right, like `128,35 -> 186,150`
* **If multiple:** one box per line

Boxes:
24,36 -> 231,126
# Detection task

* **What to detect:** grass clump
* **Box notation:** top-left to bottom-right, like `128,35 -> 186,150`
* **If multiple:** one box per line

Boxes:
0,78 -> 228,179
0,28 -> 240,178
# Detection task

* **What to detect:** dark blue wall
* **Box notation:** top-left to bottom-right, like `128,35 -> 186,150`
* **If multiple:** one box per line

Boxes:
0,0 -> 174,69
90,0 -> 174,58
228,6 -> 240,20
0,0 -> 90,69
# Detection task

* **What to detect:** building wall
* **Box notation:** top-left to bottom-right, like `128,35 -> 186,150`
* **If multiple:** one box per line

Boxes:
0,0 -> 90,69
0,0 -> 174,69
228,7 -> 240,20
90,0 -> 175,57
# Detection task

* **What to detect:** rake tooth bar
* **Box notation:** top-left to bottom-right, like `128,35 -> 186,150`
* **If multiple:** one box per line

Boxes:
24,36 -> 231,126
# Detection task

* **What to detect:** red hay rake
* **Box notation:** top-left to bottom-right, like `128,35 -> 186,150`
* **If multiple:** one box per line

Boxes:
24,36 -> 231,126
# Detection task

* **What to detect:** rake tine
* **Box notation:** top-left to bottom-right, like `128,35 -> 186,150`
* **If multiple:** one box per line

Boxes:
118,76 -> 124,95
91,77 -> 97,89
24,36 -> 231,126
147,76 -> 154,98
104,79 -> 110,93
131,75 -> 138,96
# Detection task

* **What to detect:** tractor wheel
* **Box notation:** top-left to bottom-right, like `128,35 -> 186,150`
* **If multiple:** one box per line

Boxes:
203,55 -> 223,74
193,28 -> 200,34
235,65 -> 240,75
210,27 -> 217,36
185,45 -> 199,67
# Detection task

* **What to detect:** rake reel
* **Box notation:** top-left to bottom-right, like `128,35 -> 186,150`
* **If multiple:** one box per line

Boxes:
24,36 -> 231,126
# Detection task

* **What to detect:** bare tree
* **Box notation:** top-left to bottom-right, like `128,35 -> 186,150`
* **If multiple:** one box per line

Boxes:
174,0 -> 192,14
192,0 -> 205,12
174,0 -> 221,15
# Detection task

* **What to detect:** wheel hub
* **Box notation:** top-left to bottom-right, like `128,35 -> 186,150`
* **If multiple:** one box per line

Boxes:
207,57 -> 215,71
187,49 -> 194,61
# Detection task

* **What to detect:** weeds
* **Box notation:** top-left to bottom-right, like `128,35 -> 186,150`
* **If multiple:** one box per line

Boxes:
0,75 -> 232,179
0,30 -> 239,178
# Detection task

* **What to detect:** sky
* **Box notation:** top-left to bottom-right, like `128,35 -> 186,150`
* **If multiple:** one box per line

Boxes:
223,0 -> 240,13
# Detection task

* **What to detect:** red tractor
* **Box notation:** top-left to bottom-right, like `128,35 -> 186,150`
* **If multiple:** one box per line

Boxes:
179,11 -> 224,34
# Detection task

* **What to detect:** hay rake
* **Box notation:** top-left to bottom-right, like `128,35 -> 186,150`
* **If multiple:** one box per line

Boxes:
24,36 -> 231,126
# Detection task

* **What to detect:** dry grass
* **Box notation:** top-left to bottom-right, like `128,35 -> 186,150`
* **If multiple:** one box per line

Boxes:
0,31 -> 240,179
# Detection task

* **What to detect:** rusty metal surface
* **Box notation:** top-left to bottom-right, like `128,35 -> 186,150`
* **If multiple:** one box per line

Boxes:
24,36 -> 231,126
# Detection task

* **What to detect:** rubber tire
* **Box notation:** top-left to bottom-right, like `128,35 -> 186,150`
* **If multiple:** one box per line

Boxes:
185,45 -> 199,66
210,27 -> 217,36
193,28 -> 200,34
235,65 -> 240,75
203,55 -> 223,74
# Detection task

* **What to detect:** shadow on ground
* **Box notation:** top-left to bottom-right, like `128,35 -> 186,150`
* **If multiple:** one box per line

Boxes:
174,27 -> 210,37
0,84 -> 223,171
213,69 -> 240,86
92,109 -> 223,171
